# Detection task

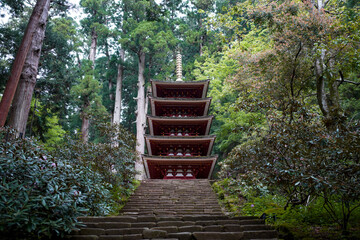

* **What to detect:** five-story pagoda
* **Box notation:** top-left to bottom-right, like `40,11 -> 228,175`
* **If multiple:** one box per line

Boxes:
141,53 -> 217,179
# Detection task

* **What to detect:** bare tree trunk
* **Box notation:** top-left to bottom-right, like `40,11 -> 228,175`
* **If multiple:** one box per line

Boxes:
89,29 -> 97,66
314,0 -> 342,128
7,0 -> 50,137
113,49 -> 124,125
0,0 -> 49,127
135,51 -> 146,180
315,54 -> 329,117
105,40 -> 114,102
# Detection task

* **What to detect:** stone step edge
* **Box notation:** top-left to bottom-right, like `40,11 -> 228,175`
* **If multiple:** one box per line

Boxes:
78,215 -> 259,222
67,230 -> 278,240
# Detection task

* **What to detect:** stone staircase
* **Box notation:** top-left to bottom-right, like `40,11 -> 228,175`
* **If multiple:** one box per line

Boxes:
67,179 -> 278,240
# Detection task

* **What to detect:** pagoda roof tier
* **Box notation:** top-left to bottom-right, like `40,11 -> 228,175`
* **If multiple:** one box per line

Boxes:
144,135 -> 216,157
142,155 -> 218,179
149,97 -> 211,117
147,115 -> 214,136
151,79 -> 209,98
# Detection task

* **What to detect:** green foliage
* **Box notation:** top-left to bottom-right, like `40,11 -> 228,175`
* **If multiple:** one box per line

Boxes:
43,114 -> 66,151
109,180 -> 140,215
0,128 -> 111,239
52,120 -> 137,187
220,108 -> 360,232
214,178 -> 360,239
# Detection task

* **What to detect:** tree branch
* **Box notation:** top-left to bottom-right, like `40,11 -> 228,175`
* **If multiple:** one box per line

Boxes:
336,79 -> 360,86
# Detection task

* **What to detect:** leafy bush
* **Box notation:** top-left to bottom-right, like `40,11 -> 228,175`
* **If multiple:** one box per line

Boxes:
51,120 -> 137,213
0,128 -> 111,239
220,110 -> 360,232
52,121 -> 136,186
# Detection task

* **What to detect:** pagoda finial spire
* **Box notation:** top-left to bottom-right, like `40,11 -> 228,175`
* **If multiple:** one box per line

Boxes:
176,50 -> 183,82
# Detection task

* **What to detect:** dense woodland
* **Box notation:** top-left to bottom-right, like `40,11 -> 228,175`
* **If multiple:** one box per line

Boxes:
0,0 -> 360,239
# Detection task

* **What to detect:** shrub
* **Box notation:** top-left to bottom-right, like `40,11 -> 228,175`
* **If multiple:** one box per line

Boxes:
220,110 -> 360,232
50,121 -> 137,214
52,121 -> 136,187
0,128 -> 111,239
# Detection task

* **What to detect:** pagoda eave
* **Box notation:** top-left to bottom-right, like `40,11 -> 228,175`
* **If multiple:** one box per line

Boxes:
147,115 -> 214,136
150,97 -> 212,117
145,135 -> 216,156
142,154 -> 218,179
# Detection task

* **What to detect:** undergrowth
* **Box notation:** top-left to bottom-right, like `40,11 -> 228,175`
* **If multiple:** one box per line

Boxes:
213,178 -> 360,240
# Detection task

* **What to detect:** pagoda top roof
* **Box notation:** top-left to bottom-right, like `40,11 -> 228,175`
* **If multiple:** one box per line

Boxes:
150,79 -> 210,98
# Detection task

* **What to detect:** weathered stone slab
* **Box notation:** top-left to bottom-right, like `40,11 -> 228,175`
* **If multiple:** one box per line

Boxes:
136,215 -> 157,222
97,223 -> 131,229
203,225 -> 224,232
105,228 -> 147,235
242,230 -> 278,239
67,236 -> 99,240
99,236 -> 123,240
79,228 -> 105,235
195,220 -> 217,226
121,234 -> 143,240
167,232 -> 193,240
193,232 -> 244,240
151,226 -> 178,233
178,225 -> 203,232
142,229 -> 167,239
131,222 -> 156,228
217,220 -> 240,225
79,217 -> 137,223
157,216 -> 182,221
223,224 -> 242,232
157,221 -> 184,227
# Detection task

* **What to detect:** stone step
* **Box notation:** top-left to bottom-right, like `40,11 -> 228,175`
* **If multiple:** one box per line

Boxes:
67,180 -> 278,239
122,206 -> 221,211
79,215 -> 256,222
79,220 -> 266,227
67,230 -> 278,239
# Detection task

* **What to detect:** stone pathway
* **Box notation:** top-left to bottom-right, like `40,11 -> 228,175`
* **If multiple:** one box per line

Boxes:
66,179 -> 278,240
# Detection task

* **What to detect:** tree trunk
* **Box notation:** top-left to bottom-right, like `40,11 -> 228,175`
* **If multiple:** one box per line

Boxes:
7,0 -> 50,137
135,51 -> 146,180
145,86 -> 151,117
0,0 -> 49,127
89,29 -> 97,66
113,49 -> 124,125
314,1 -> 343,128
80,29 -> 97,143
105,39 -> 114,102
81,101 -> 90,143
315,55 -> 329,117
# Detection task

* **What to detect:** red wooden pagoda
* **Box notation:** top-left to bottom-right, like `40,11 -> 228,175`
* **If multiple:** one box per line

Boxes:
142,79 -> 218,179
